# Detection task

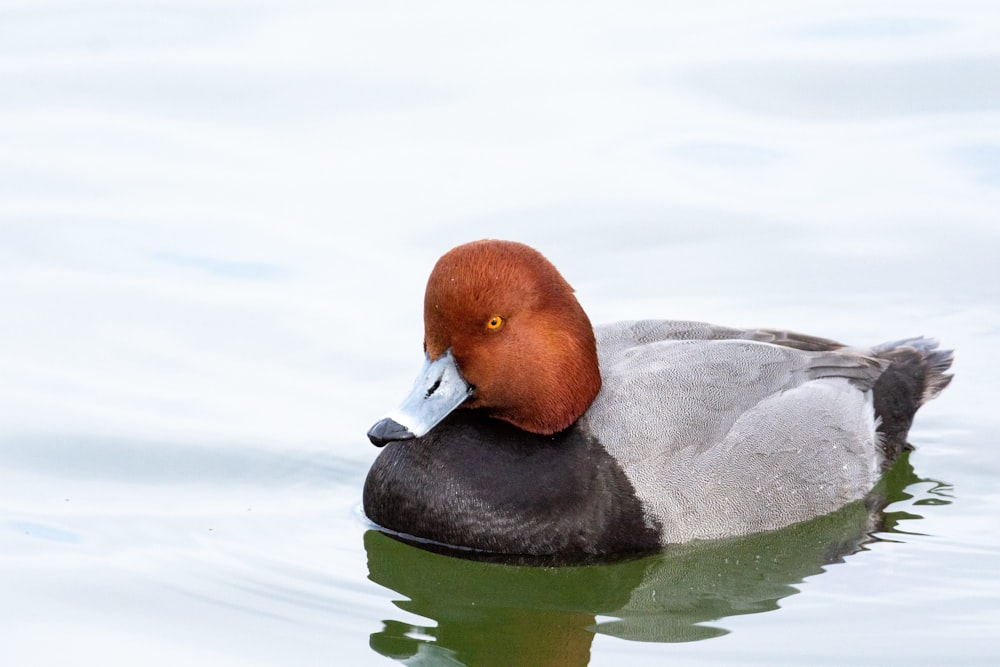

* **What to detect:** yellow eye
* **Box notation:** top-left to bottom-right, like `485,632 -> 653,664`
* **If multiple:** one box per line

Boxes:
486,315 -> 504,331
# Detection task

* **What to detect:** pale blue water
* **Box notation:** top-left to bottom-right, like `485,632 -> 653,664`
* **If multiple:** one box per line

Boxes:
1,2 -> 999,665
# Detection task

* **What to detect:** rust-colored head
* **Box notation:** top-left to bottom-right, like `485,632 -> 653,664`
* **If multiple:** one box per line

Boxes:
422,239 -> 601,435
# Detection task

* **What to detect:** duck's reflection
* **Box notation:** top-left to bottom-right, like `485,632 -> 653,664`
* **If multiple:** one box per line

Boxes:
365,454 -> 945,666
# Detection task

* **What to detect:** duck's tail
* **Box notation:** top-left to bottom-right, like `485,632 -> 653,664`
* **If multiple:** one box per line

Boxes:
870,337 -> 954,461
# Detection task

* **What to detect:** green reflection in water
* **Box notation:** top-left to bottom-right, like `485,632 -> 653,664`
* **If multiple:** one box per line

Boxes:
365,453 -> 946,666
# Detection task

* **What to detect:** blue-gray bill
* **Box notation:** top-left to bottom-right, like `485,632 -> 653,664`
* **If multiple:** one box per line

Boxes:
367,349 -> 473,447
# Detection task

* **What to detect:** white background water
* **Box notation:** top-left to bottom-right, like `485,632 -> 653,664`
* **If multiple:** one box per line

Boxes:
2,1 -> 998,665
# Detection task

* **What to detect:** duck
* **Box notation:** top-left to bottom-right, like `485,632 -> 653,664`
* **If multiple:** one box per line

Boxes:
364,239 -> 953,558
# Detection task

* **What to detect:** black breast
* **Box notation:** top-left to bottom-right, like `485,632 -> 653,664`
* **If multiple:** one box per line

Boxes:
362,409 -> 661,558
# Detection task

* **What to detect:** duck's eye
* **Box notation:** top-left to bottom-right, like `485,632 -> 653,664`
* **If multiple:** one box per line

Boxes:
486,315 -> 505,331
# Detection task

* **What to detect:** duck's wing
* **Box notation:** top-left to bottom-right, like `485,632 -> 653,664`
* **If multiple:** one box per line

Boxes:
590,325 -> 886,456
598,319 -> 847,352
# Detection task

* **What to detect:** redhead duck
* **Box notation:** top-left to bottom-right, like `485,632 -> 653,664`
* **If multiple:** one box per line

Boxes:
365,240 -> 953,558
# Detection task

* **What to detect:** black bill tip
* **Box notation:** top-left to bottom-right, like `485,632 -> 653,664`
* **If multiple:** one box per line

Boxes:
367,418 -> 416,447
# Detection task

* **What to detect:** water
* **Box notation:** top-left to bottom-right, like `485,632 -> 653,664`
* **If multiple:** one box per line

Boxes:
1,1 -> 998,665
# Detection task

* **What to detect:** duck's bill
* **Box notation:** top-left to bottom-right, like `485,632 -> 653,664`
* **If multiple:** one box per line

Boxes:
367,349 -> 473,447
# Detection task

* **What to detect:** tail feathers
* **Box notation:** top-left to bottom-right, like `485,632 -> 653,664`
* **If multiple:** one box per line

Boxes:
872,337 -> 954,404
870,337 -> 954,463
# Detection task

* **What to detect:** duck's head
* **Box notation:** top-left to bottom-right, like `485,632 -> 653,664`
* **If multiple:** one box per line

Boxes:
368,240 -> 601,446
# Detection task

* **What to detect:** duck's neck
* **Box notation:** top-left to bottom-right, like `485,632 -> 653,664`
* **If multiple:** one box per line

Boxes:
494,318 -> 602,435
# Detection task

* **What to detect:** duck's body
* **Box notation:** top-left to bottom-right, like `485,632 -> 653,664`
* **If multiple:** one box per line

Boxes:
364,241 -> 953,557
